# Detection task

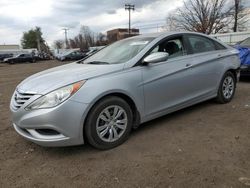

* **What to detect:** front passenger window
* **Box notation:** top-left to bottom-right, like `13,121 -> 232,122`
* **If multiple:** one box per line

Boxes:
150,38 -> 185,59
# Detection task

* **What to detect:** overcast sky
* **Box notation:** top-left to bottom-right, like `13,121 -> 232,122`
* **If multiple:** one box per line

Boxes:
0,0 -> 184,45
0,0 -> 249,46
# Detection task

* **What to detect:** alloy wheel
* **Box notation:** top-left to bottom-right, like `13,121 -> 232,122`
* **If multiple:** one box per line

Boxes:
222,76 -> 234,99
96,105 -> 128,142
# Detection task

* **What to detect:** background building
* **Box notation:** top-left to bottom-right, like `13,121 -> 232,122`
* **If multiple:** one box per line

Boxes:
107,28 -> 139,43
0,44 -> 37,55
0,44 -> 20,51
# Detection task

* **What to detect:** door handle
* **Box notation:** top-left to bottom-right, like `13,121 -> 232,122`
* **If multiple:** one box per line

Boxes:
185,63 -> 192,68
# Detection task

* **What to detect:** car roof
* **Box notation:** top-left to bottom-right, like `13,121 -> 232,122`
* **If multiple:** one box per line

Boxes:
129,31 -> 229,49
132,31 -> 212,39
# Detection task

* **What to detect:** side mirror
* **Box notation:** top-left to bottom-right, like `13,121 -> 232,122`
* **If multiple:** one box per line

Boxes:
143,52 -> 169,64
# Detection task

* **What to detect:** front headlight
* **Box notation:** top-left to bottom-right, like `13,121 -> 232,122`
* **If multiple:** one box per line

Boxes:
25,81 -> 85,110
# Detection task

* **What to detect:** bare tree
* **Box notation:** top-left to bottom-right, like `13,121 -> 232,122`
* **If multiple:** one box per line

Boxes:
166,14 -> 179,32
74,34 -> 88,50
95,33 -> 107,46
232,0 -> 248,32
67,26 -> 108,50
53,40 -> 64,49
166,0 -> 232,34
80,26 -> 95,47
69,39 -> 77,48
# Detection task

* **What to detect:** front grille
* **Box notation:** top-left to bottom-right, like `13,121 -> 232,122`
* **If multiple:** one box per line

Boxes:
12,90 -> 34,110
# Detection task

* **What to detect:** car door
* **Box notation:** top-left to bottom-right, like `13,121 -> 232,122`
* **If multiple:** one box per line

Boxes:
75,52 -> 81,60
142,35 -> 197,118
24,54 -> 31,62
67,52 -> 72,60
183,34 -> 227,98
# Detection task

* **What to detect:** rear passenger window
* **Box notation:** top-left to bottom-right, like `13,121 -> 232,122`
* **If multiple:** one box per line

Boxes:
214,41 -> 226,50
187,35 -> 217,54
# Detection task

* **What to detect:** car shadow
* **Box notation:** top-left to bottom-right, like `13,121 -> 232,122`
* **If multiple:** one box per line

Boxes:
130,99 -> 214,137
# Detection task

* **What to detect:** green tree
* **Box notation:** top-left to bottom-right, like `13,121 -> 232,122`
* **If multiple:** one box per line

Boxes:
21,27 -> 45,50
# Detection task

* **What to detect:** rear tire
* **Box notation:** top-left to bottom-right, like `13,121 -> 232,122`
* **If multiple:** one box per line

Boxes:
85,96 -> 133,150
216,71 -> 236,104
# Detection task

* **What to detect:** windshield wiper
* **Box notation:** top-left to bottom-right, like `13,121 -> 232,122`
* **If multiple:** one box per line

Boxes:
86,61 -> 109,64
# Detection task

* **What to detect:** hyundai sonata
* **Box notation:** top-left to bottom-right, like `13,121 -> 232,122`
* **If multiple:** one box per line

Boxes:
10,32 -> 240,149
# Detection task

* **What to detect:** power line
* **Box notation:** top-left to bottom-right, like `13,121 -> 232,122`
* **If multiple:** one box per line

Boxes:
132,19 -> 166,27
125,4 -> 135,35
133,22 -> 166,28
139,25 -> 165,29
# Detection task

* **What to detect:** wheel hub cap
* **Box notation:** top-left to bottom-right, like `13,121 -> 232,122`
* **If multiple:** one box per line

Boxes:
96,105 -> 128,142
222,76 -> 234,99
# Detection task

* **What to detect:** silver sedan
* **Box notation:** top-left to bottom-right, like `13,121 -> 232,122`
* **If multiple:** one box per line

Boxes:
10,32 -> 240,149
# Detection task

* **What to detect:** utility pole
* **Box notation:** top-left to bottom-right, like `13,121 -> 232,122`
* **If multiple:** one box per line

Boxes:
62,28 -> 69,48
233,0 -> 240,32
35,28 -> 41,52
125,4 -> 135,35
36,33 -> 41,52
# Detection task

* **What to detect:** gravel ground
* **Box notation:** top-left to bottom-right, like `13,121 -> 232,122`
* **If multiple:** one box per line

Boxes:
0,60 -> 249,188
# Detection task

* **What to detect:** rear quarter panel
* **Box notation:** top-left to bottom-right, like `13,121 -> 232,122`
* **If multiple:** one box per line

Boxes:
216,50 -> 240,89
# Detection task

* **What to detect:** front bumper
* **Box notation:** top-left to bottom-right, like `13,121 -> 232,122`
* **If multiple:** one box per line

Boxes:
10,96 -> 90,147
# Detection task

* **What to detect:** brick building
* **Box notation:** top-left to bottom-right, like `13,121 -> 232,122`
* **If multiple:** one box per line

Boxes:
107,28 -> 139,42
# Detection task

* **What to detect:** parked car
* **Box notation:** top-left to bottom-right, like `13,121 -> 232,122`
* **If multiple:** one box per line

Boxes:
4,53 -> 35,64
234,37 -> 250,76
0,53 -> 13,62
10,32 -> 240,149
59,51 -> 87,61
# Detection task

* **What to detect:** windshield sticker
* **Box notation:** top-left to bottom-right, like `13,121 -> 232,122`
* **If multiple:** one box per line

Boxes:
130,41 -> 149,46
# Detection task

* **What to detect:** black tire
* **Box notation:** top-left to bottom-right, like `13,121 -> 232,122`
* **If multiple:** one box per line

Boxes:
9,60 -> 14,64
216,71 -> 236,104
85,96 -> 133,150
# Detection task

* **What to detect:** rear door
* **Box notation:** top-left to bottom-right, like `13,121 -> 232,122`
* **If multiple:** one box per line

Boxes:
19,54 -> 26,62
183,34 -> 228,97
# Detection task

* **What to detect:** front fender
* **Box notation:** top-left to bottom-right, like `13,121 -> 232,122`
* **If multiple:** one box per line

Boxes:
70,66 -> 145,122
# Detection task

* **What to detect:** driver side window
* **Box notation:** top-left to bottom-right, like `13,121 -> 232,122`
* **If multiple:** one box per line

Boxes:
150,37 -> 186,59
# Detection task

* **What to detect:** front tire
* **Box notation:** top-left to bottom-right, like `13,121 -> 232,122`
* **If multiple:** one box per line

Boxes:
216,71 -> 236,104
85,96 -> 133,150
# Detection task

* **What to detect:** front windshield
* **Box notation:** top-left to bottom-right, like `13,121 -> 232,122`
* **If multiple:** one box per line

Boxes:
84,37 -> 154,64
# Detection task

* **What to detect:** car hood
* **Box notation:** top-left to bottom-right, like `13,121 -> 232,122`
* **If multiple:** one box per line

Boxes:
17,62 -> 125,94
4,57 -> 15,61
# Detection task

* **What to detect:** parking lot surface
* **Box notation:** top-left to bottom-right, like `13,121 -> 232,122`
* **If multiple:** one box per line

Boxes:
0,61 -> 249,187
